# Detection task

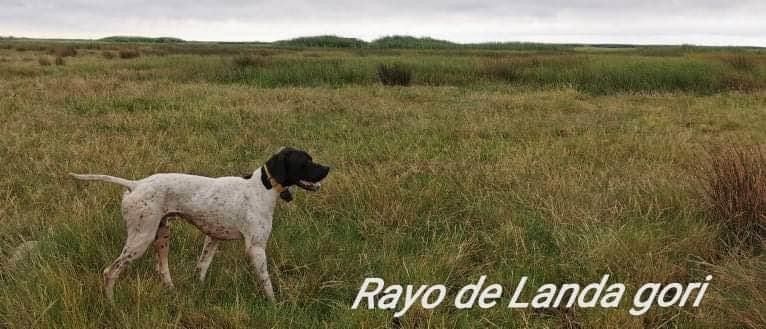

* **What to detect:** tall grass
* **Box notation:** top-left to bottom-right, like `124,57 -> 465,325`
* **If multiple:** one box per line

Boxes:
197,53 -> 761,93
2,39 -> 764,94
220,58 -> 371,87
571,57 -> 725,94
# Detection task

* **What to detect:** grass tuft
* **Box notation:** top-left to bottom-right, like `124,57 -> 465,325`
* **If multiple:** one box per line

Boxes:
700,145 -> 766,248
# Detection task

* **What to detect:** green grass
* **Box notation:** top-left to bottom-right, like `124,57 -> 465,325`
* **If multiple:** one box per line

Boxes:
5,40 -> 764,93
0,40 -> 764,328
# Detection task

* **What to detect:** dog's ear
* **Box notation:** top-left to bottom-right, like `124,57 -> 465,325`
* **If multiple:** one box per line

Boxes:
265,151 -> 288,186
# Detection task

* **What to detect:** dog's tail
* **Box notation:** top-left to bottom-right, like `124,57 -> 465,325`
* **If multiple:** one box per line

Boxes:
69,173 -> 137,191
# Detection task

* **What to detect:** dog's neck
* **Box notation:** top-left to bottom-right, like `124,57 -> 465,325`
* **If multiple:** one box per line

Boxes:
260,166 -> 293,202
260,167 -> 273,190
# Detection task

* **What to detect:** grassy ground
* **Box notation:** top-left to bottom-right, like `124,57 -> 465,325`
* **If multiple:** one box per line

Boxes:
0,41 -> 765,328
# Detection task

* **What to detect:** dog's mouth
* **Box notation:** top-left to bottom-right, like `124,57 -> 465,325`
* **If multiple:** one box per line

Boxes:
297,180 -> 322,191
294,164 -> 329,192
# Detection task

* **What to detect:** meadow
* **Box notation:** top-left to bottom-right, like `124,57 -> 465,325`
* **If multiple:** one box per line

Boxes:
0,37 -> 765,328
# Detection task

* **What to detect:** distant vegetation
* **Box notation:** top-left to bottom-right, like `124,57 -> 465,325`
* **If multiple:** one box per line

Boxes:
370,35 -> 457,49
272,35 -> 572,51
99,36 -> 185,43
275,35 -> 366,48
272,35 -> 460,49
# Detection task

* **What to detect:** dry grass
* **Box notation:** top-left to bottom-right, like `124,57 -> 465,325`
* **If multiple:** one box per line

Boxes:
702,255 -> 766,329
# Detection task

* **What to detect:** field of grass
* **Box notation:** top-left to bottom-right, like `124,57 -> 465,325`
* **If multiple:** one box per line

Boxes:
0,39 -> 765,328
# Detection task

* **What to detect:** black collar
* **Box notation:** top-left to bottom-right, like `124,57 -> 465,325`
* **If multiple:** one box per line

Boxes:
260,166 -> 273,190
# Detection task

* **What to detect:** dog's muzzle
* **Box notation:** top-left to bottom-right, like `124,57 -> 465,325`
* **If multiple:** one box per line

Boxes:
297,180 -> 321,191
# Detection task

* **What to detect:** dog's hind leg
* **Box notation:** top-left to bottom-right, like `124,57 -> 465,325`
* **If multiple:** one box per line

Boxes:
103,233 -> 155,301
153,218 -> 174,288
196,235 -> 220,282
103,201 -> 162,302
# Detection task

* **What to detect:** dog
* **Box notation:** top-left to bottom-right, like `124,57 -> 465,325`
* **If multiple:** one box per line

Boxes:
70,147 -> 330,302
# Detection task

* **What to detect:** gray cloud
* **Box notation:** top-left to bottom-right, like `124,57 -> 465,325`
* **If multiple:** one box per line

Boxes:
1,1 -> 764,45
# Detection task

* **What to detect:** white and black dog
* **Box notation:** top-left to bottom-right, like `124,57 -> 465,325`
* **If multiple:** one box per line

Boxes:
70,147 -> 330,302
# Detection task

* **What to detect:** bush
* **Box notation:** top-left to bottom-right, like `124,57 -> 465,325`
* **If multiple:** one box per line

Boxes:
118,49 -> 141,59
101,51 -> 116,59
55,56 -> 65,65
38,57 -> 52,66
51,46 -> 77,57
376,63 -> 412,86
700,145 -> 766,248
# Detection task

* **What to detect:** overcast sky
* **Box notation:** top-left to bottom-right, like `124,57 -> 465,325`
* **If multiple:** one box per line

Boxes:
2,1 -> 765,46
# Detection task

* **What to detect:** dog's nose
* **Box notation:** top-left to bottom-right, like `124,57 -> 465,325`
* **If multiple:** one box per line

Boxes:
320,166 -> 330,178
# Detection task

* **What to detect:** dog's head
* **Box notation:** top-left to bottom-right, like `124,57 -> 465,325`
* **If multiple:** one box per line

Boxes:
265,147 -> 330,201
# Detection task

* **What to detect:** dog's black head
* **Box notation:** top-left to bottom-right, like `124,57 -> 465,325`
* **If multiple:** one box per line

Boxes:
265,147 -> 330,200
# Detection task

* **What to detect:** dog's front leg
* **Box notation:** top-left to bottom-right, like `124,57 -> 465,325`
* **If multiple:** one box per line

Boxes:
196,235 -> 220,282
246,243 -> 275,302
